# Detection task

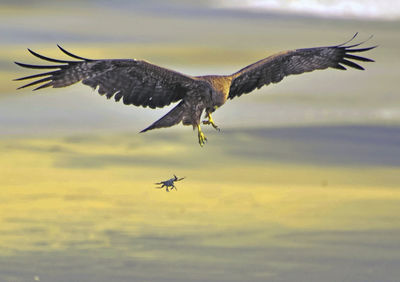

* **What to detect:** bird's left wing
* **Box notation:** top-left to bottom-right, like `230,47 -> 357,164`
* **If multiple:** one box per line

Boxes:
15,45 -> 199,109
228,34 -> 376,99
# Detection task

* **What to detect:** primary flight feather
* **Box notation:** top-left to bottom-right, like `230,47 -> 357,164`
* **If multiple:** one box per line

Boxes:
15,33 -> 376,146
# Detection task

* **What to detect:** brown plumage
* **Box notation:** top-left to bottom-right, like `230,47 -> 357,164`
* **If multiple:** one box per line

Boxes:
15,33 -> 376,146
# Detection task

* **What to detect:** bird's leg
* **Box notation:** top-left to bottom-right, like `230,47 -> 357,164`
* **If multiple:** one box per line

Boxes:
197,124 -> 207,147
202,112 -> 220,131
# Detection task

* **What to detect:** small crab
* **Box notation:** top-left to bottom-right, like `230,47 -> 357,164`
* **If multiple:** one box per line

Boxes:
155,175 -> 185,192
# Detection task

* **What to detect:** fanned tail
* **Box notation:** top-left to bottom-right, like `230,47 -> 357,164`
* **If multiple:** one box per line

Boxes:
140,101 -> 185,133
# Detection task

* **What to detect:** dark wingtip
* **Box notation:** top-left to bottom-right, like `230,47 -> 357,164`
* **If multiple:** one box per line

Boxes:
342,34 -> 376,49
33,82 -> 52,91
16,76 -> 53,90
57,44 -> 93,61
14,61 -> 63,69
14,70 -> 58,82
344,54 -> 375,62
340,58 -> 365,70
337,32 -> 359,47
345,46 -> 378,53
27,48 -> 72,63
339,35 -> 377,70
332,64 -> 347,70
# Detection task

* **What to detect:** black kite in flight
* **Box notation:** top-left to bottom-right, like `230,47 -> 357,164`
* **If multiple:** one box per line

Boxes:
15,34 -> 376,146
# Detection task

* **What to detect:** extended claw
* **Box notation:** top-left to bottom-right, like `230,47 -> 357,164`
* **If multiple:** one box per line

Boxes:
198,131 -> 208,146
202,120 -> 220,131
202,112 -> 220,131
197,124 -> 208,147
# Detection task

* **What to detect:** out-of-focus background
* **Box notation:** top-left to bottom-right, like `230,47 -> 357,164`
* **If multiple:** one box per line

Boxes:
1,1 -> 400,281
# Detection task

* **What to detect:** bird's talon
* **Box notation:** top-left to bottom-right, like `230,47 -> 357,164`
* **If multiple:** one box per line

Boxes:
198,132 -> 207,146
211,123 -> 220,131
203,119 -> 220,131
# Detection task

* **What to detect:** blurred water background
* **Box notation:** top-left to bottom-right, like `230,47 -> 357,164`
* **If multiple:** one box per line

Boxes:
1,0 -> 400,281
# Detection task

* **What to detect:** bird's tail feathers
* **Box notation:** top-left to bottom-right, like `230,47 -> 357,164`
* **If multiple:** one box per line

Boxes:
140,101 -> 185,133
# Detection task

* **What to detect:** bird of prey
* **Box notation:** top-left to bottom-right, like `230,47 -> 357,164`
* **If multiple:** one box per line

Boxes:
15,33 -> 376,146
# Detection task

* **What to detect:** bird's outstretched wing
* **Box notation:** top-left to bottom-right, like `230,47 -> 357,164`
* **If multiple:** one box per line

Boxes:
15,45 -> 199,109
228,34 -> 377,99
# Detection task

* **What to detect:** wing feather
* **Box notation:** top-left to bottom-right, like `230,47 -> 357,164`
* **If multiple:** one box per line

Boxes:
15,46 -> 200,109
229,34 -> 376,99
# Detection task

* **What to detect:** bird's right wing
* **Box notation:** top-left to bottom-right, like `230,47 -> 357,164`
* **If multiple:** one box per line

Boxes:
15,45 -> 201,109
